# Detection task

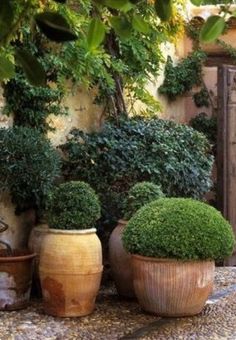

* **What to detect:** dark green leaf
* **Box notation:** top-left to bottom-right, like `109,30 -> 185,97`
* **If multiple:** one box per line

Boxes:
155,0 -> 172,22
132,15 -> 150,34
87,18 -> 105,50
0,0 -> 14,41
54,0 -> 67,2
35,11 -> 77,42
0,56 -> 15,81
15,49 -> 46,87
110,16 -> 132,40
200,15 -> 225,43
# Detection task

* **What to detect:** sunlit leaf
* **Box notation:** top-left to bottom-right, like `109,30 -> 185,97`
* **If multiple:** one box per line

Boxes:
155,0 -> 172,22
200,15 -> 225,43
15,49 -> 46,87
104,0 -> 134,12
132,15 -> 150,34
0,56 -> 15,81
87,18 -> 106,50
35,11 -> 77,42
190,0 -> 203,6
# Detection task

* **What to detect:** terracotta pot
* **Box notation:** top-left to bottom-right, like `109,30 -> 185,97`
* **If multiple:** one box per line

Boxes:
0,192 -> 35,249
28,224 -> 49,294
0,249 -> 36,310
39,228 -> 103,317
109,220 -> 134,298
132,255 -> 215,317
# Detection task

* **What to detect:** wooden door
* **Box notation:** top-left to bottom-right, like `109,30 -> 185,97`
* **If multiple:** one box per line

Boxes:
218,65 -> 236,265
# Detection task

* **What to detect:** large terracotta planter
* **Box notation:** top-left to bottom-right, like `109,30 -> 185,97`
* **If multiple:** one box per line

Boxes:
39,228 -> 103,317
0,192 -> 35,249
109,220 -> 134,298
132,255 -> 215,317
0,249 -> 36,310
28,224 -> 49,294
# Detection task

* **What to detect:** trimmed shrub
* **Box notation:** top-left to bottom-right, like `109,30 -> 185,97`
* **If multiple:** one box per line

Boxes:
46,181 -> 101,230
123,182 -> 165,220
122,198 -> 235,260
61,117 -> 213,223
0,127 -> 60,213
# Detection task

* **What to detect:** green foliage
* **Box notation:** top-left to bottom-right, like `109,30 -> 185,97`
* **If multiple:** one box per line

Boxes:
3,29 -> 67,133
123,182 -> 165,220
122,198 -> 235,260
46,181 -> 101,230
200,15 -> 225,43
0,127 -> 61,213
61,117 -> 213,223
190,112 -> 217,148
159,50 -> 206,101
0,0 -> 235,85
193,88 -> 210,108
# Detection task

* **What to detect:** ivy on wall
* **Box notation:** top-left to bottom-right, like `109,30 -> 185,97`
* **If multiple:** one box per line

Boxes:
3,28 -> 67,133
158,50 -> 206,101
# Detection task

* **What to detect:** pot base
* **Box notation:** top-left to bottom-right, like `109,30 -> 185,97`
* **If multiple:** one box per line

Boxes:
0,249 -> 36,311
132,255 -> 214,317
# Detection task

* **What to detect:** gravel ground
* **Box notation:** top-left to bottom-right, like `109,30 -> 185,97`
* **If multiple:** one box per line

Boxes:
0,267 -> 236,340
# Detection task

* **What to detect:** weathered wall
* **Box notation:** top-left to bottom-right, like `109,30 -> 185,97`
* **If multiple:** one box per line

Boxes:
47,85 -> 104,146
0,84 -> 104,146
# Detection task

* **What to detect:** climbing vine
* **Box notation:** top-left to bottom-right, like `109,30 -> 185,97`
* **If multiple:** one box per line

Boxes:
3,27 -> 67,133
158,50 -> 206,101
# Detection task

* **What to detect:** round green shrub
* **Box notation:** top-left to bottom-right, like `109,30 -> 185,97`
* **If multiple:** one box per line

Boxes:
122,198 -> 235,261
123,182 -> 165,220
46,181 -> 101,230
0,126 -> 60,213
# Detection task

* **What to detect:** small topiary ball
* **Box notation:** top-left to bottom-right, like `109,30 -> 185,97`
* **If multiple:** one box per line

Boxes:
123,182 -> 165,220
46,181 -> 101,230
122,198 -> 235,261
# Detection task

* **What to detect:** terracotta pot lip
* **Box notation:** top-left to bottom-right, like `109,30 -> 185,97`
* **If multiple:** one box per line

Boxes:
118,219 -> 128,225
48,228 -> 97,235
0,251 -> 36,262
33,224 -> 49,231
131,254 -> 214,263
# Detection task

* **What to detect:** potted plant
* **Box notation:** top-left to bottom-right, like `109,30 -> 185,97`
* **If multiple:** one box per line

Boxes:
122,198 -> 235,316
39,181 -> 103,317
0,219 -> 36,310
0,127 -> 61,249
109,182 -> 164,298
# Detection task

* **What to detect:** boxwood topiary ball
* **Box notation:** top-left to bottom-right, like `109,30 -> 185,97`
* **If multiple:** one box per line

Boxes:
122,198 -> 235,261
47,181 -> 101,230
123,181 -> 165,220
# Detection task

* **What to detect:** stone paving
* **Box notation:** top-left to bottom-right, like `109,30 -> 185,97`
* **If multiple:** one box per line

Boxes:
0,268 -> 236,340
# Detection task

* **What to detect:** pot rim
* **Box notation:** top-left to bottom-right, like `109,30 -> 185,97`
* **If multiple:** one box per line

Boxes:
32,224 -> 49,232
0,251 -> 36,263
131,254 -> 214,263
47,228 -> 97,235
118,219 -> 128,226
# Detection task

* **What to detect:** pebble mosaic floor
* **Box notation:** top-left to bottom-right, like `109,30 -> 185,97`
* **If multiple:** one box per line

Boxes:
1,267 -> 236,340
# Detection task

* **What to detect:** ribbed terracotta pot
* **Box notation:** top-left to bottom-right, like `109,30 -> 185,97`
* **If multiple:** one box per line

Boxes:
28,224 -> 49,295
0,249 -> 36,310
109,220 -> 134,298
132,255 -> 215,317
39,228 -> 103,317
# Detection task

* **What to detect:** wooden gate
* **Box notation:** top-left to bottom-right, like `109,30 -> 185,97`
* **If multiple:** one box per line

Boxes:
218,65 -> 236,265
